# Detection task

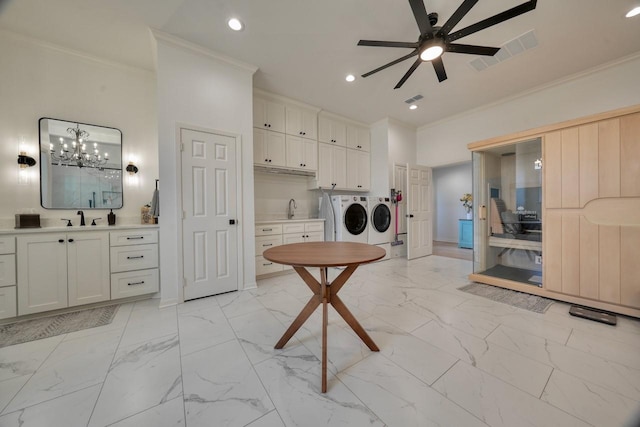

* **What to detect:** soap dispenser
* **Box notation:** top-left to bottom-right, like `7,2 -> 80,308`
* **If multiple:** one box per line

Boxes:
108,209 -> 116,226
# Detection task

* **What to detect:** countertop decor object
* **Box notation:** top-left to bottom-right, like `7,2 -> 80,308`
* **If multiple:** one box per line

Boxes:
263,241 -> 384,393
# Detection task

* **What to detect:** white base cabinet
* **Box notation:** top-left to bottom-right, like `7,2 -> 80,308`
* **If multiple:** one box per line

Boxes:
17,232 -> 110,316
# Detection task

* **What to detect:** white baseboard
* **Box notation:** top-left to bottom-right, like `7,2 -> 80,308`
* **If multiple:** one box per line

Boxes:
159,297 -> 179,308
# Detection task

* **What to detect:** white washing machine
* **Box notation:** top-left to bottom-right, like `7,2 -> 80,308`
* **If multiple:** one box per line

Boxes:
331,195 -> 369,243
367,196 -> 392,261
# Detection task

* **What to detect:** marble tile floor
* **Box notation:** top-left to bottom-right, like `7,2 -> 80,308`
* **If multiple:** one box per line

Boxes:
1,255 -> 640,427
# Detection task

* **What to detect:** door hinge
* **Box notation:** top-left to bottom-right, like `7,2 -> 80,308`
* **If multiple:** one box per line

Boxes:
180,142 -> 184,152
183,277 -> 187,288
182,210 -> 186,219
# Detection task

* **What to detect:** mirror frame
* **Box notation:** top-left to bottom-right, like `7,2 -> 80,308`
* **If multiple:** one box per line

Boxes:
39,117 -> 124,210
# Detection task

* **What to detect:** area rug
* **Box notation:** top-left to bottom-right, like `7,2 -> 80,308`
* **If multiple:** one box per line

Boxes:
0,304 -> 120,348
458,283 -> 553,313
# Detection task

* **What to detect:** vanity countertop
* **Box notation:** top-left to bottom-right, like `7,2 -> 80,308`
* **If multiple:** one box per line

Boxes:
255,218 -> 325,225
0,224 -> 159,236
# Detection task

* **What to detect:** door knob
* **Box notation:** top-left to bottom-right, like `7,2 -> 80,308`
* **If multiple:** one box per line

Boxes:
406,214 -> 414,218
229,219 -> 236,225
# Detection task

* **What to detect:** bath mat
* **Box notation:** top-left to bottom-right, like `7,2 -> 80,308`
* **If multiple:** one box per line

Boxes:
458,283 -> 553,313
0,304 -> 120,348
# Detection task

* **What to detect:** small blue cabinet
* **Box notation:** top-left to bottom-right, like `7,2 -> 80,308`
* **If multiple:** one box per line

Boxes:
458,219 -> 473,249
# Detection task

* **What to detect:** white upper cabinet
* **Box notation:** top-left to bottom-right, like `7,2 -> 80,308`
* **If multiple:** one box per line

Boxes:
318,143 -> 346,189
318,116 -> 346,146
253,97 -> 286,133
286,106 -> 318,140
286,135 -> 317,172
346,149 -> 371,191
346,124 -> 371,152
254,128 -> 286,167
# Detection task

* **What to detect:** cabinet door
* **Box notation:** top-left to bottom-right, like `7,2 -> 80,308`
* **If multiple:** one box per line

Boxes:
305,231 -> 324,242
266,100 -> 286,133
358,127 -> 371,152
301,109 -> 318,140
317,143 -> 333,188
285,135 -> 304,169
17,234 -> 68,315
318,116 -> 332,144
357,150 -> 370,190
332,145 -> 347,188
302,138 -> 317,171
0,254 -> 16,288
267,131 -> 286,166
283,233 -> 305,244
332,120 -> 346,146
253,128 -> 268,165
346,124 -> 359,150
285,106 -> 302,136
346,148 -> 359,190
68,232 -> 110,307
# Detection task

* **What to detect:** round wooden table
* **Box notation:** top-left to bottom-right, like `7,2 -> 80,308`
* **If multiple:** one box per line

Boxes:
263,241 -> 385,393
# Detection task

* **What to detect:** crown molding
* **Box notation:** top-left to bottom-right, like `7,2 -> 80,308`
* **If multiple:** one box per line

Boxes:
253,88 -> 321,112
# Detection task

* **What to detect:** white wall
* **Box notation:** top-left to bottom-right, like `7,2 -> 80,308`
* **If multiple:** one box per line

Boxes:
432,162 -> 472,243
369,120 -> 389,196
0,30 -> 157,227
388,119 -> 417,189
416,54 -> 640,167
254,172 -> 319,220
154,33 -> 256,306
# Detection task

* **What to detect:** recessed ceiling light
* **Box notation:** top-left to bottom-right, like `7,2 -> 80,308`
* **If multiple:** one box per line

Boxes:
345,74 -> 356,82
626,6 -> 640,17
228,18 -> 243,31
409,105 -> 418,110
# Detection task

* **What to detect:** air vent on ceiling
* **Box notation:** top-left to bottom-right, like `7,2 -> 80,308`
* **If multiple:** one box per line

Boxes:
469,30 -> 538,72
404,94 -> 424,104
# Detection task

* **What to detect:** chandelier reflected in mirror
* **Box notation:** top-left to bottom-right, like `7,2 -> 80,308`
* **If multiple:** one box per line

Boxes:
50,124 -> 109,168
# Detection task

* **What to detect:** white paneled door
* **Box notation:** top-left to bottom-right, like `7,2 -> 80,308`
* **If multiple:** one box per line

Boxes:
407,164 -> 433,260
182,129 -> 238,300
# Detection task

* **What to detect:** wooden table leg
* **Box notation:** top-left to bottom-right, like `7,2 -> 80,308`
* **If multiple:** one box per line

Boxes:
331,294 -> 379,352
274,295 -> 320,349
321,267 -> 328,393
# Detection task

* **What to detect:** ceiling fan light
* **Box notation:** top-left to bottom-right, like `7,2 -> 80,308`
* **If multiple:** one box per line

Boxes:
626,6 -> 640,17
228,18 -> 243,31
420,45 -> 443,61
345,74 -> 356,82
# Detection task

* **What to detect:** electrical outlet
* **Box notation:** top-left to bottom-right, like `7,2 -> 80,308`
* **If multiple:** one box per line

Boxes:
535,255 -> 542,265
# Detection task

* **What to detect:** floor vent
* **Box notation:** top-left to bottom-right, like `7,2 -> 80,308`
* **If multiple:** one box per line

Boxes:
469,29 -> 538,72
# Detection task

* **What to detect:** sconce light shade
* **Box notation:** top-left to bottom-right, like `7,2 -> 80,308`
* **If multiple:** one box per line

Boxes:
18,152 -> 36,168
126,162 -> 139,175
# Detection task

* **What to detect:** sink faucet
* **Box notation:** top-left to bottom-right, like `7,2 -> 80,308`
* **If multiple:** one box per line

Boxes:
287,199 -> 297,220
77,210 -> 85,226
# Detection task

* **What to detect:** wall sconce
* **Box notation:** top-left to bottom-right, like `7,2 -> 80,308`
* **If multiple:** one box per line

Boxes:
18,152 -> 37,168
126,162 -> 139,175
534,158 -> 542,170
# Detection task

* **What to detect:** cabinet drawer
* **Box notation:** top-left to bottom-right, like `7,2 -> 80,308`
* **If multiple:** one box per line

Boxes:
282,223 -> 305,234
255,235 -> 282,256
305,222 -> 324,233
0,254 -> 16,288
0,285 -> 16,319
110,244 -> 158,273
111,269 -> 159,299
110,229 -> 158,246
0,236 -> 15,255
255,224 -> 283,236
256,256 -> 283,275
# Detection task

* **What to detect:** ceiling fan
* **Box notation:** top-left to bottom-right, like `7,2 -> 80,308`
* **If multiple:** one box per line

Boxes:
358,0 -> 537,88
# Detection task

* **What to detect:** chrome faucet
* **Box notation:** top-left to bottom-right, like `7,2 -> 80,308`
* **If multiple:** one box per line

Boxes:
77,210 -> 85,226
287,199 -> 297,220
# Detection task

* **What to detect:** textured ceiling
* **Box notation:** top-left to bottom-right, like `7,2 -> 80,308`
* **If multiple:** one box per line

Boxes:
1,0 -> 639,127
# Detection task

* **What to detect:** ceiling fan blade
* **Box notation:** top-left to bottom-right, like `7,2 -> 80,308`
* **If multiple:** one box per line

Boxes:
431,57 -> 447,82
437,0 -> 478,37
408,0 -> 433,37
358,40 -> 420,48
447,43 -> 500,56
394,57 -> 422,89
362,51 -> 419,78
447,0 -> 537,42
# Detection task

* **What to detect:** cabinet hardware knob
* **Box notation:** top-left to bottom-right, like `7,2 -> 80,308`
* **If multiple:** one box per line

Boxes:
128,281 -> 145,286
68,238 -> 74,243
268,124 -> 271,128
264,123 -> 268,127
127,255 -> 144,259
58,239 -> 64,243
265,159 -> 268,162
303,132 -> 306,135
300,163 -> 303,166
407,214 -> 414,218
303,164 -> 306,167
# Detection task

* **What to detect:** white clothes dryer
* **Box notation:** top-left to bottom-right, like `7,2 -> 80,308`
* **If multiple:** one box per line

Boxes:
367,196 -> 392,261
331,195 -> 369,244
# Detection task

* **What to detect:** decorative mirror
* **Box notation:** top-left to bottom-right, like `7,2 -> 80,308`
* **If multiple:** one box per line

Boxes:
39,118 -> 123,209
